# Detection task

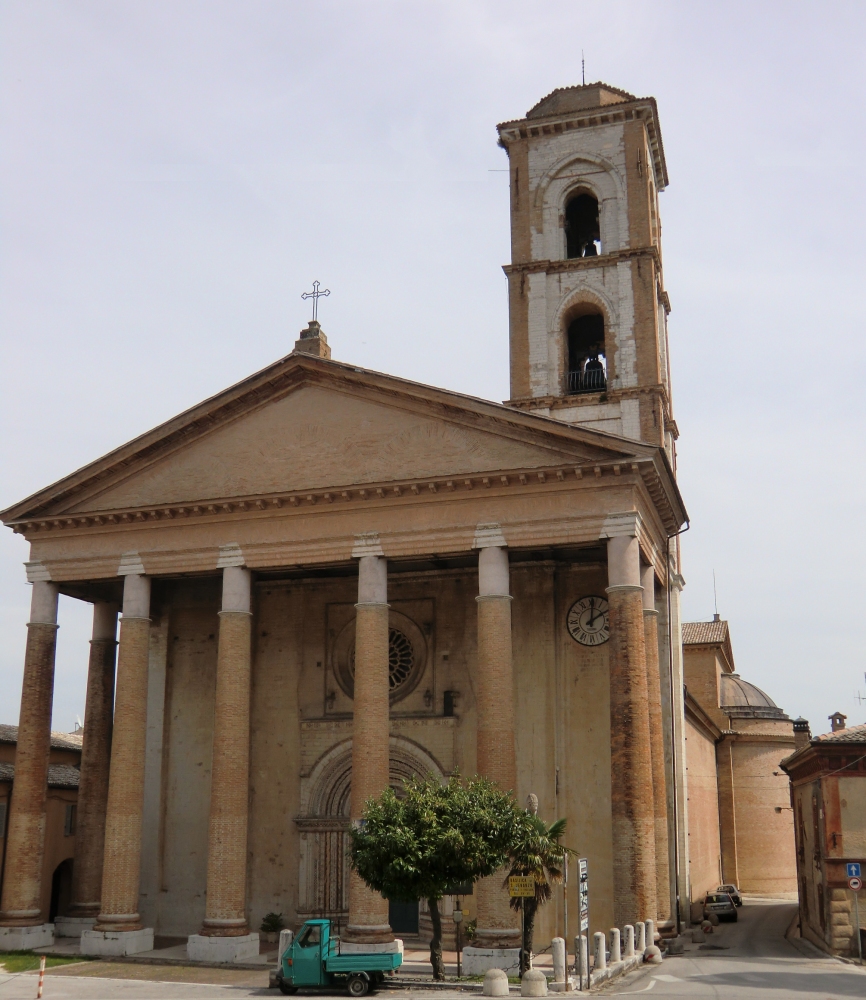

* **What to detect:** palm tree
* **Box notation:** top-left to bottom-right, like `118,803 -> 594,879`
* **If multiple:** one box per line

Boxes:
506,811 -> 575,973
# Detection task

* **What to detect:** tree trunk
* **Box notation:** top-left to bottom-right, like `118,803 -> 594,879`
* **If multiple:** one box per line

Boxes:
522,898 -> 538,973
428,897 -> 445,980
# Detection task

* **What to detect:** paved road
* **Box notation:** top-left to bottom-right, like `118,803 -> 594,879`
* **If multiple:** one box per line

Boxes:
1,900 -> 863,999
601,899 -> 866,998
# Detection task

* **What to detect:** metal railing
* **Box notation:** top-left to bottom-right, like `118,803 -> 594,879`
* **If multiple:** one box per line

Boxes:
567,368 -> 607,394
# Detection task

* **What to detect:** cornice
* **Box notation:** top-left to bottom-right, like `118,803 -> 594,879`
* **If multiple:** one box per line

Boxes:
10,455 -> 684,540
496,97 -> 668,190
502,244 -> 662,277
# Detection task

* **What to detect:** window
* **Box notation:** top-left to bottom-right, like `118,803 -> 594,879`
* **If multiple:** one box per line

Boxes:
565,193 -> 600,259
567,314 -> 606,393
298,924 -> 321,948
64,804 -> 77,837
0,801 -> 6,838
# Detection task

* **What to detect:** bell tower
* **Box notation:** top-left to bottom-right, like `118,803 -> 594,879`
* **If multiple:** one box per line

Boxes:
498,84 -> 675,453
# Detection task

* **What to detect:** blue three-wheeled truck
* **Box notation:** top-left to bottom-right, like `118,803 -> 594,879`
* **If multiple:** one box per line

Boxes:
276,919 -> 403,996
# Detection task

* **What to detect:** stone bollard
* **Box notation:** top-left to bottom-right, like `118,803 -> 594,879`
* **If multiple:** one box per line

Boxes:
574,935 -> 588,981
593,931 -> 607,971
521,968 -> 548,997
551,937 -> 566,983
623,924 -> 635,958
636,921 -> 646,953
483,969 -> 509,997
609,927 -> 621,964
645,918 -> 656,945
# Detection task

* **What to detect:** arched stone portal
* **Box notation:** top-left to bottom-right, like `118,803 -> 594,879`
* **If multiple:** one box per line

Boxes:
296,737 -> 445,928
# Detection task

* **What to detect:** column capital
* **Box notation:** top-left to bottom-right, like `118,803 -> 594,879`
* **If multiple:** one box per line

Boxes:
352,532 -> 385,558
473,522 -> 507,549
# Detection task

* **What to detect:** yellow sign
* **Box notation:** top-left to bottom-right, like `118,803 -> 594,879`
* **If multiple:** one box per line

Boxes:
508,876 -> 535,898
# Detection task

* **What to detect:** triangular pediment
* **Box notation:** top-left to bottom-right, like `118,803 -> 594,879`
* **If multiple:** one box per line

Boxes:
2,355 -> 659,521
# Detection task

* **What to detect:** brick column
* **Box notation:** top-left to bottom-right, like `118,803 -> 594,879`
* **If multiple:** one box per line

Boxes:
473,544 -> 520,951
68,603 -> 118,923
0,580 -> 58,947
607,535 -> 656,926
716,738 -> 739,888
641,564 -> 670,922
345,554 -> 393,944
83,572 -> 154,955
187,566 -> 258,963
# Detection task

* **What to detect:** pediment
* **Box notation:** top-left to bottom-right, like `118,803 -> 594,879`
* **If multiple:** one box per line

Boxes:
3,356 -> 654,520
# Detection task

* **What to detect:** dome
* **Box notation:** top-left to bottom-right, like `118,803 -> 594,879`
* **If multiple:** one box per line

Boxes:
720,673 -> 789,720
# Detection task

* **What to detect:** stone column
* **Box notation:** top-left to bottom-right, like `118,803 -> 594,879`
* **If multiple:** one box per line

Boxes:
187,565 -> 258,964
344,553 -> 394,946
82,572 -> 154,956
641,564 -> 670,923
59,603 -> 118,938
465,543 -> 521,973
0,580 -> 59,950
607,535 -> 656,926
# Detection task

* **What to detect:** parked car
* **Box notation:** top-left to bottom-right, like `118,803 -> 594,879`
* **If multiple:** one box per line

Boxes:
716,884 -> 742,906
704,892 -> 738,922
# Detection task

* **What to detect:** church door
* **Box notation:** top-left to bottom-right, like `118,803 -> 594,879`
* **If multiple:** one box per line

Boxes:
388,898 -> 419,934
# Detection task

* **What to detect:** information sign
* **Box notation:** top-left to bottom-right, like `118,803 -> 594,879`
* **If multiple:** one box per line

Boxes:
578,858 -> 589,932
508,876 -> 535,898
846,863 -> 861,878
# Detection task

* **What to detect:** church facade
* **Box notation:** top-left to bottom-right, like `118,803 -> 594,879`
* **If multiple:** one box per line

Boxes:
0,84 -> 692,966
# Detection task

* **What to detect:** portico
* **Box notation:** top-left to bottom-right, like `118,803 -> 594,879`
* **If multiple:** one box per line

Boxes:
0,349 -> 685,961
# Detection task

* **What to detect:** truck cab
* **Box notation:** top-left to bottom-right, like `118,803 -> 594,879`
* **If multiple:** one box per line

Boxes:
277,919 -> 403,997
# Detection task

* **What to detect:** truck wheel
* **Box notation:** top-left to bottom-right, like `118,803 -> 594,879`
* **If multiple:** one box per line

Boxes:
278,984 -> 298,995
347,974 -> 370,997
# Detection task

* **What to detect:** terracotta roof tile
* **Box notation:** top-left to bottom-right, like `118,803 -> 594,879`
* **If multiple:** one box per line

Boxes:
0,723 -> 83,751
814,723 -> 866,744
683,620 -> 729,645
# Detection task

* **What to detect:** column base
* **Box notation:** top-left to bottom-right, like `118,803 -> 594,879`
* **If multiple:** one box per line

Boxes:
80,927 -> 154,956
462,946 -> 521,976
187,933 -> 260,963
54,916 -> 96,939
338,939 -> 403,954
0,924 -> 54,950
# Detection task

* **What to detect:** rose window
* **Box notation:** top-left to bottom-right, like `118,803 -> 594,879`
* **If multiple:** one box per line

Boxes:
350,628 -> 416,695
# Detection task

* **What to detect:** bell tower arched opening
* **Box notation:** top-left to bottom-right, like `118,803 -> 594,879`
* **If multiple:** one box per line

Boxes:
565,192 -> 600,258
567,312 -> 607,394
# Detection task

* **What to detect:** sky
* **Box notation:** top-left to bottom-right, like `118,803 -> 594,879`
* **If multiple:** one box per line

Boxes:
1,0 -> 864,735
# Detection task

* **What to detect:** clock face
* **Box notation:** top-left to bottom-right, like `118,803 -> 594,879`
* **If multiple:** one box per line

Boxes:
567,596 -> 610,646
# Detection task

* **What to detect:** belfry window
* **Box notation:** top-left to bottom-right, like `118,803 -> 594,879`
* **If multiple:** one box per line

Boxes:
565,193 -> 600,258
567,313 -> 607,394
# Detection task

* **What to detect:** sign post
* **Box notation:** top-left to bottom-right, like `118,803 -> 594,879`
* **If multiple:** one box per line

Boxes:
577,859 -> 589,991
848,864 -> 863,965
509,877 -> 535,973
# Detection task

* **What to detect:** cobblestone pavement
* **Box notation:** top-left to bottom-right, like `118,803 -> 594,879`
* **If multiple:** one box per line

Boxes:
600,899 -> 866,998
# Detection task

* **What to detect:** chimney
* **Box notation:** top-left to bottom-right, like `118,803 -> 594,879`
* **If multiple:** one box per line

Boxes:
293,320 -> 331,359
793,717 -> 811,749
829,711 -> 847,733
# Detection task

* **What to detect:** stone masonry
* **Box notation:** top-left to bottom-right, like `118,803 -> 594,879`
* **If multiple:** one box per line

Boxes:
643,601 -> 670,920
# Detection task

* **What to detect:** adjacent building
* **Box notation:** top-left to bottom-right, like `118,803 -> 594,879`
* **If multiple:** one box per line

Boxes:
781,720 -> 866,957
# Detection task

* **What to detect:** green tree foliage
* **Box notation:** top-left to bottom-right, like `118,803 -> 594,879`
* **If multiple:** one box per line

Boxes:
507,813 -> 576,972
349,774 -> 518,979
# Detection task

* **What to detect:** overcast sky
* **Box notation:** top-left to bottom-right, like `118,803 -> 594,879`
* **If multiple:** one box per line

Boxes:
2,0 -> 864,736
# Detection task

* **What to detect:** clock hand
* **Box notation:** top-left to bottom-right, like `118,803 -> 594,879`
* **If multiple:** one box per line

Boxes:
587,609 -> 602,627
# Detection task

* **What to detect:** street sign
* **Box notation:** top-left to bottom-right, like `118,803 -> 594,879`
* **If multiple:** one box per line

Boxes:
847,863 -> 861,878
849,876 -> 862,892
578,858 -> 589,932
508,876 -> 535,898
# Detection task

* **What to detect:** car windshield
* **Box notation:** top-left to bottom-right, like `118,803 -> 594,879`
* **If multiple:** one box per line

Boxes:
719,886 -> 736,892
707,895 -> 730,904
298,925 -> 321,947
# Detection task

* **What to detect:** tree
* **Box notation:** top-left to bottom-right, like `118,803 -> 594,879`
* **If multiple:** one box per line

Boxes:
349,774 -> 518,979
507,811 -> 576,973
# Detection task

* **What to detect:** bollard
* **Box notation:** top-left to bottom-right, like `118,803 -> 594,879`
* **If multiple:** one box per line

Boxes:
644,945 -> 663,965
37,955 -> 46,999
483,969 -> 509,997
520,968 -> 548,997
609,927 -> 621,963
593,931 -> 607,971
636,921 -> 646,952
551,937 -> 566,983
645,918 -> 656,945
575,935 -> 588,989
623,924 -> 635,958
